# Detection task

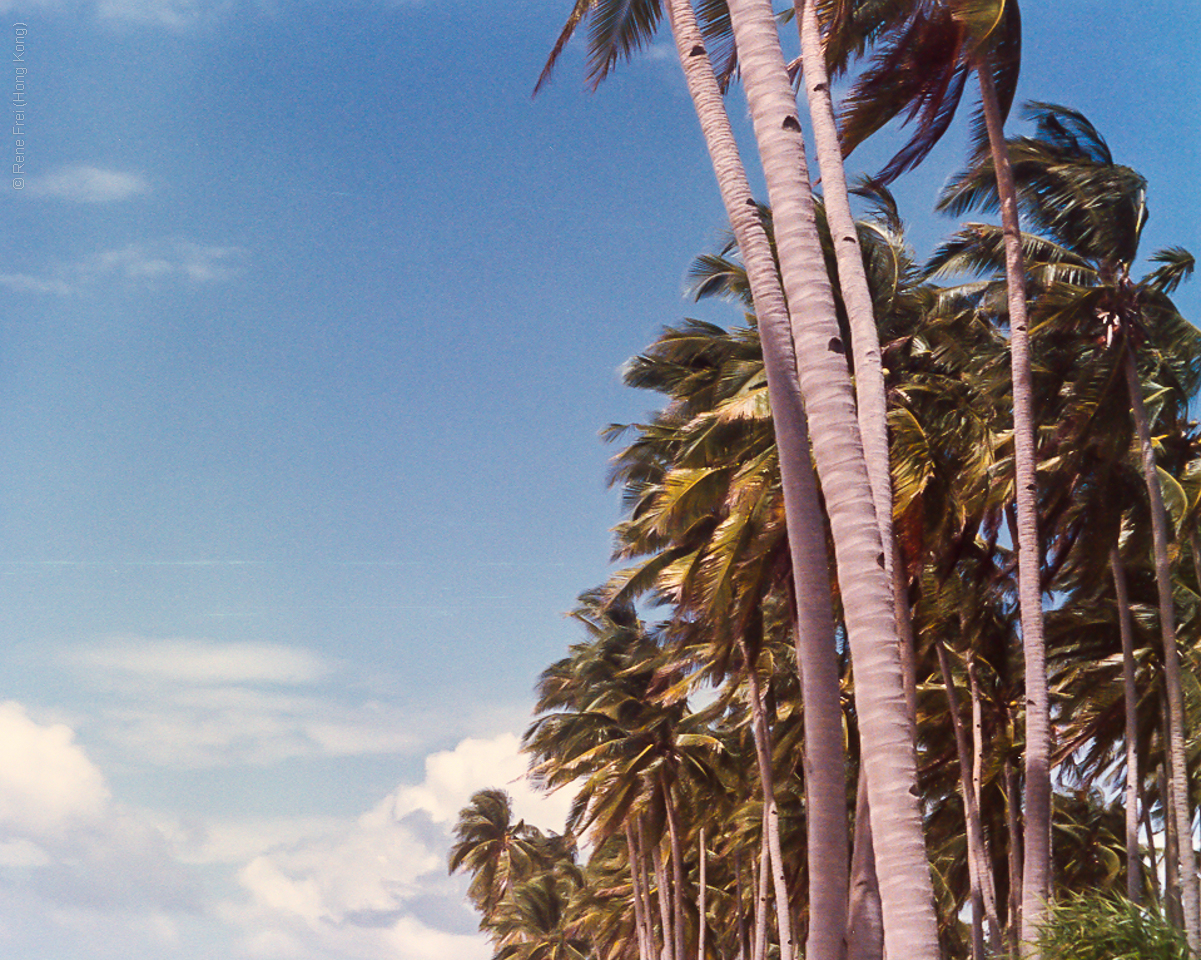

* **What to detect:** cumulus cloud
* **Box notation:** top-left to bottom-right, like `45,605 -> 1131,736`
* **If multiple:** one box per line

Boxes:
225,733 -> 571,960
0,701 -> 110,834
0,701 -> 199,941
27,165 -> 150,203
386,733 -> 573,829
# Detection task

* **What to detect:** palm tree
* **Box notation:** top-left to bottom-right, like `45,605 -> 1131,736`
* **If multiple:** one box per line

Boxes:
537,8 -> 853,953
836,2 -> 1053,939
450,788 -> 553,922
932,101 -> 1201,947
719,2 -> 940,953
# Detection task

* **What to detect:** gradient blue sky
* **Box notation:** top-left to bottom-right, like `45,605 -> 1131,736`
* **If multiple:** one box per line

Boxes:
0,1 -> 1197,958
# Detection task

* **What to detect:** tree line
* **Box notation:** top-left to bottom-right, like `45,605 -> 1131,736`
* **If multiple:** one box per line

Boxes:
450,1 -> 1199,958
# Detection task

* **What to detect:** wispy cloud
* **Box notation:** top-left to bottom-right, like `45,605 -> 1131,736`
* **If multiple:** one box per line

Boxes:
0,273 -> 74,295
0,240 -> 246,296
96,0 -> 210,29
59,637 -> 428,768
72,639 -> 329,686
27,164 -> 150,203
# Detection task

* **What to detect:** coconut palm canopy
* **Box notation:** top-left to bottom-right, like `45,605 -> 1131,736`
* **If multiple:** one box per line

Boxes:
0,4 -> 1196,960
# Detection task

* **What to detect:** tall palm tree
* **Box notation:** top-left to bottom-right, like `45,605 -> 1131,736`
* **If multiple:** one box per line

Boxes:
537,8 -> 852,954
719,2 -> 940,955
932,101 -> 1201,947
836,2 -> 1053,940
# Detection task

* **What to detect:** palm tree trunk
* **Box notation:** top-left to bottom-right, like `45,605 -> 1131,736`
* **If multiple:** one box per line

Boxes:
697,826 -> 708,960
723,3 -> 938,956
661,775 -> 687,960
1143,782 -> 1163,905
1125,353 -> 1199,948
654,839 -> 677,960
1111,548 -> 1143,903
969,659 -> 993,958
1004,750 -> 1023,954
735,849 -> 749,960
935,639 -> 1001,946
662,6 -> 849,957
742,650 -> 797,960
846,766 -> 884,960
976,63 -> 1051,951
795,0 -> 894,578
754,831 -> 770,960
629,819 -> 654,960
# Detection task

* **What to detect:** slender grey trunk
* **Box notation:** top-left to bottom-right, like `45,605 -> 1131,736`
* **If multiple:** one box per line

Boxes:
1143,781 -> 1162,905
976,64 -> 1050,951
743,650 -> 797,960
662,7 -> 849,956
736,850 -> 749,960
754,832 -> 770,960
795,0 -> 894,584
697,826 -> 708,960
1162,759 -> 1185,927
1004,751 -> 1023,955
935,639 -> 1001,947
1111,549 -> 1143,903
1125,353 -> 1199,948
654,839 -> 677,960
629,819 -> 654,960
662,775 -> 687,960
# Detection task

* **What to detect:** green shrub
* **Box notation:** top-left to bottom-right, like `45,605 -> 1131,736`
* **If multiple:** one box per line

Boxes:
1036,892 -> 1188,960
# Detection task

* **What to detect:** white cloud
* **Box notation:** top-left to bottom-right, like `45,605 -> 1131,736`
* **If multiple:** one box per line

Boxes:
28,165 -> 149,203
97,0 -> 211,29
224,733 -> 570,960
0,240 -> 245,296
0,701 -> 200,941
78,241 -> 245,286
386,733 -> 573,830
71,639 -> 329,686
59,637 -> 426,768
0,701 -> 110,834
0,273 -> 74,295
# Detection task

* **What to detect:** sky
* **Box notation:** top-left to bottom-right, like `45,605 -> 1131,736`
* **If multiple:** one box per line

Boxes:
0,0 -> 1197,958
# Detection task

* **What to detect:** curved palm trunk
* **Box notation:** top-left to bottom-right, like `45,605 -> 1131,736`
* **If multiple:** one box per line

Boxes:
663,5 -> 848,957
1125,353 -> 1199,947
1004,751 -> 1023,953
795,0 -> 893,581
977,64 -> 1050,951
1110,548 -> 1143,903
735,850 -> 749,960
723,2 -> 938,956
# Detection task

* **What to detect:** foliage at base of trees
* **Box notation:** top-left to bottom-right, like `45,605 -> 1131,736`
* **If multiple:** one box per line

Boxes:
1036,893 -> 1189,960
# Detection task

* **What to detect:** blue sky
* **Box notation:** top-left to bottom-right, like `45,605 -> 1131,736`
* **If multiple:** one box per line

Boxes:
0,0 -> 1197,958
